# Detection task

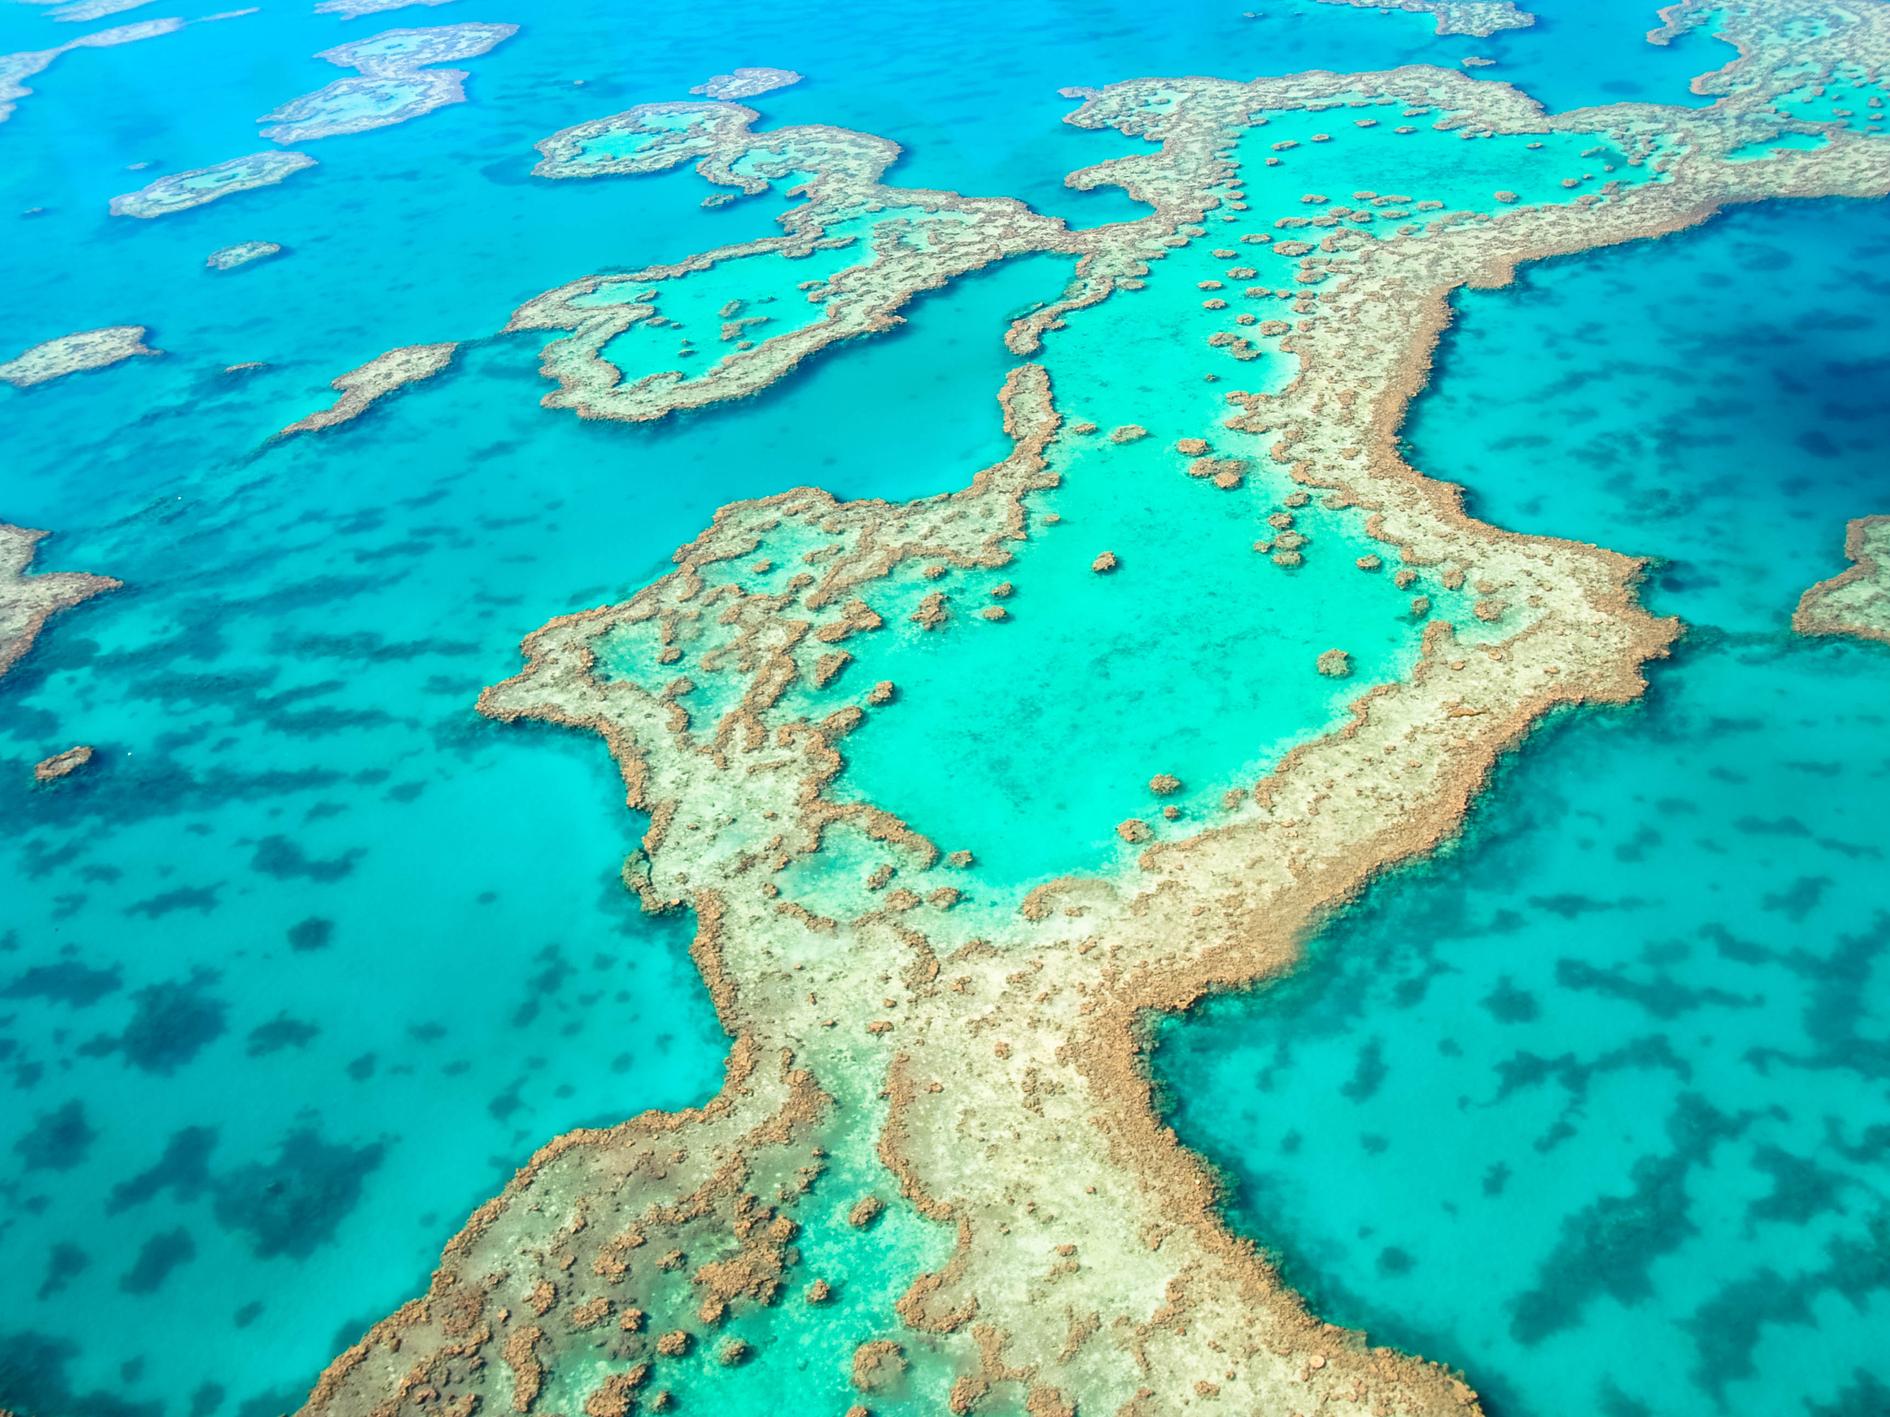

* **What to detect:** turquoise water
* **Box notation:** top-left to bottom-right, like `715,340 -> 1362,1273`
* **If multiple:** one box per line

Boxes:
1158,197 -> 1890,1417
3,0 -> 1879,1413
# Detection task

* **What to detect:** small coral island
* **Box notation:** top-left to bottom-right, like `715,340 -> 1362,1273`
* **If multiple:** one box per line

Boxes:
207,240 -> 285,272
0,326 -> 156,386
281,341 -> 459,435
111,152 -> 317,218
258,21 -> 519,143
689,66 -> 803,100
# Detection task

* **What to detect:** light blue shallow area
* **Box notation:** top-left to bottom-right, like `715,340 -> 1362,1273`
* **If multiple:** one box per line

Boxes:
0,0 -> 1854,1413
1157,197 -> 1890,1417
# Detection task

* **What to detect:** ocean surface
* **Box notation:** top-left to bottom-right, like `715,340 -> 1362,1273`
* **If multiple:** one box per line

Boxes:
0,0 -> 1883,1414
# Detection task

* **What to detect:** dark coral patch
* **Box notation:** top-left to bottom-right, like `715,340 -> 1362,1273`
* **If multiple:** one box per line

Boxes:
113,970 -> 229,1074
212,1127 -> 385,1259
249,834 -> 363,882
246,1014 -> 321,1056
13,1099 -> 97,1171
288,916 -> 335,951
109,1125 -> 218,1214
119,1227 -> 197,1295
1,960 -> 122,1007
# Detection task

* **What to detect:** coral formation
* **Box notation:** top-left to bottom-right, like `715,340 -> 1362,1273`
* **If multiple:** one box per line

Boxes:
33,744 -> 93,781
689,67 -> 802,100
206,240 -> 284,271
1793,514 -> 1890,645
258,21 -> 518,142
302,3 -> 1890,1413
1312,0 -> 1535,37
281,342 -> 458,436
0,524 -> 118,681
111,152 -> 317,218
0,326 -> 156,387
314,0 -> 457,15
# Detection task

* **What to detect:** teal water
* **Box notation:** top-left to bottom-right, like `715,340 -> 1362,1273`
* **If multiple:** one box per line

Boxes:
1158,197 -> 1890,1417
1,0 -> 1875,1413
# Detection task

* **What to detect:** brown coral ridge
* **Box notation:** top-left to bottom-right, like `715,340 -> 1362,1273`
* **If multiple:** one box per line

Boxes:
307,913 -> 840,1417
302,9 -> 1890,1413
0,523 -> 119,681
281,341 -> 459,436
34,744 -> 93,781
1793,514 -> 1890,646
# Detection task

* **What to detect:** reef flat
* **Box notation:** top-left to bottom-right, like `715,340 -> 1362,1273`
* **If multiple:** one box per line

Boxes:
314,0 -> 458,15
259,21 -> 519,143
690,67 -> 804,100
281,341 -> 459,435
300,2 -> 1890,1413
1310,0 -> 1535,38
31,0 -> 160,23
0,523 -> 118,681
206,239 -> 283,271
1795,514 -> 1890,644
0,325 -> 156,386
111,151 -> 317,218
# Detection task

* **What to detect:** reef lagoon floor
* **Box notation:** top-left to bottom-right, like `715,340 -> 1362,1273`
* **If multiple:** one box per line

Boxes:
1,0 -> 1886,1415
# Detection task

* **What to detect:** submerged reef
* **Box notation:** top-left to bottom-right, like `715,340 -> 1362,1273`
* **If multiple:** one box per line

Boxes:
30,0 -> 161,20
690,66 -> 804,100
304,1 -> 1890,1412
0,325 -> 156,387
313,0 -> 457,15
258,21 -> 518,142
206,239 -> 283,271
1794,514 -> 1890,644
280,341 -> 459,435
0,16 -> 182,124
1310,0 -> 1535,37
0,523 -> 118,681
111,151 -> 317,218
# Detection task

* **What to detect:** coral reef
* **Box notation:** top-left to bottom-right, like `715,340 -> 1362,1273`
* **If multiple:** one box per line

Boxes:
258,21 -> 517,142
281,342 -> 459,436
689,67 -> 802,100
314,0 -> 457,16
1312,0 -> 1535,38
303,3 -> 1890,1413
0,326 -> 156,387
1793,515 -> 1890,645
0,523 -> 118,681
111,151 -> 317,218
32,0 -> 160,21
517,101 -> 1082,422
206,240 -> 284,271
33,744 -> 93,781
